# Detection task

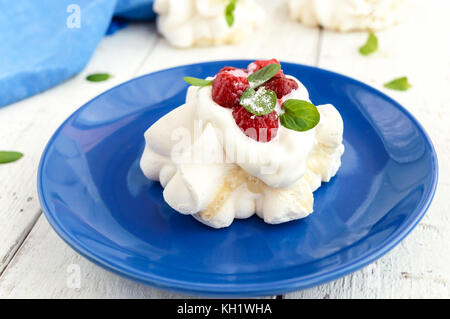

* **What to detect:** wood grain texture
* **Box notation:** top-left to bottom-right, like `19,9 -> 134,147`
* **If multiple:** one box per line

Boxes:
1,0 -> 449,299
0,215 -> 275,298
286,0 -> 450,299
0,216 -> 194,298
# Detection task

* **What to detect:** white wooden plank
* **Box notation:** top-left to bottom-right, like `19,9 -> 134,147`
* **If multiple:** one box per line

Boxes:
0,216 -> 193,298
0,24 -> 157,275
286,0 -> 450,299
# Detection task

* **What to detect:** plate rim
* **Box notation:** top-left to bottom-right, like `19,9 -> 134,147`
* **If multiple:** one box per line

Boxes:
37,60 -> 439,297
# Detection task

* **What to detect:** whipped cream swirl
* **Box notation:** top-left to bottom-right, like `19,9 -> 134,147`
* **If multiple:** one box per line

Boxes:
288,0 -> 404,31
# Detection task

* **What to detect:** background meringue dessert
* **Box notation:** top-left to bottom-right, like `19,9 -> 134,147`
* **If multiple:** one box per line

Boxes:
288,0 -> 404,31
140,60 -> 344,228
153,0 -> 264,48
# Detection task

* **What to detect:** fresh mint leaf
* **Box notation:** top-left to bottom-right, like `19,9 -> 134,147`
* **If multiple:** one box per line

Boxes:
384,77 -> 411,91
225,0 -> 237,27
247,63 -> 281,88
0,151 -> 23,164
183,77 -> 213,87
359,32 -> 378,56
240,87 -> 277,116
280,99 -> 320,132
86,73 -> 112,82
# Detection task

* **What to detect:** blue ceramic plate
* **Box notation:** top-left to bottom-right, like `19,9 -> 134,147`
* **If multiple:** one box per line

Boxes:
38,61 -> 438,297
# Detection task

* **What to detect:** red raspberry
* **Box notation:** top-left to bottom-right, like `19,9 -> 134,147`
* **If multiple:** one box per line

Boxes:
232,107 -> 279,142
263,77 -> 298,99
212,67 -> 249,108
218,66 -> 245,73
247,59 -> 284,77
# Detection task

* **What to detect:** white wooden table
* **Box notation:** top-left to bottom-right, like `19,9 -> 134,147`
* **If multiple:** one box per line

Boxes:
0,0 -> 449,298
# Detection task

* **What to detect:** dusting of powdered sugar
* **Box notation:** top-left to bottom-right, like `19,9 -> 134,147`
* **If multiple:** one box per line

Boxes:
240,87 -> 274,114
247,62 -> 257,74
226,69 -> 248,77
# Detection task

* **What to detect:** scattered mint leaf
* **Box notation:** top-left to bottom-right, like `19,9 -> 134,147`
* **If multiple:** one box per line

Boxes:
0,151 -> 23,164
86,73 -> 112,82
240,87 -> 277,116
225,0 -> 238,27
280,99 -> 320,132
247,63 -> 281,88
384,77 -> 412,91
183,77 -> 213,87
359,32 -> 378,56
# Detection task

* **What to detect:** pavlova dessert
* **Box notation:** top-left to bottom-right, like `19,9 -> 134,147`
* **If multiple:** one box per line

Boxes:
288,0 -> 404,31
140,59 -> 344,228
153,0 -> 264,48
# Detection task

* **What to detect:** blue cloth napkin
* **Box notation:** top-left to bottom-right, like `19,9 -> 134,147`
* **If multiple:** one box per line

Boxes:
0,0 -> 155,107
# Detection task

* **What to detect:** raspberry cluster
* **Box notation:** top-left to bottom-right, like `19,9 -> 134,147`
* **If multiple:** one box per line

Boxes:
211,59 -> 298,142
